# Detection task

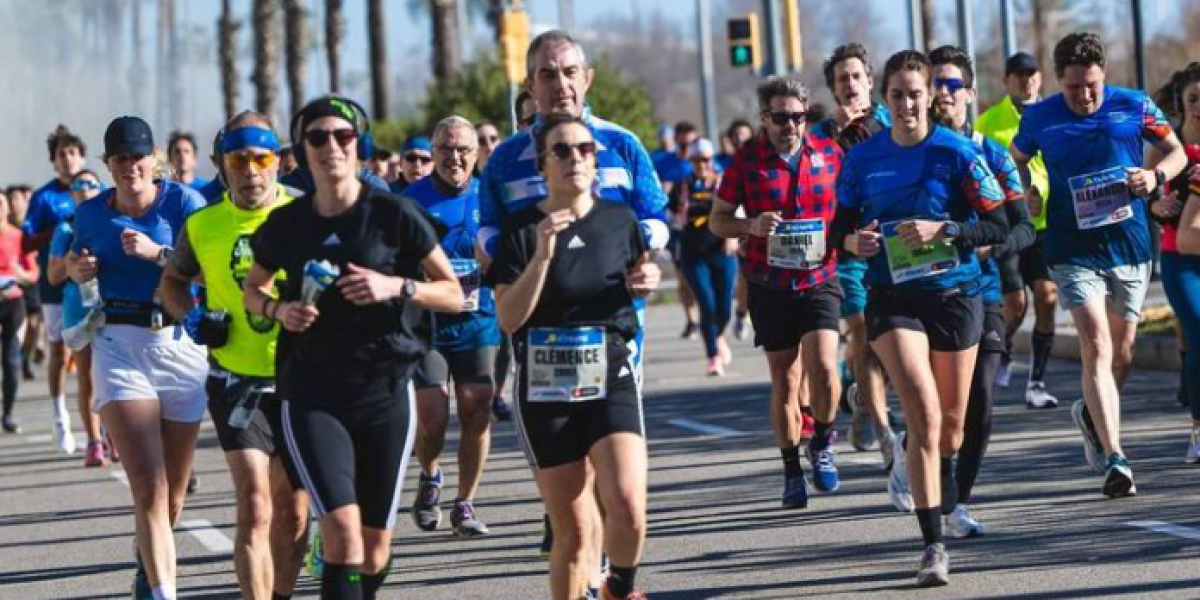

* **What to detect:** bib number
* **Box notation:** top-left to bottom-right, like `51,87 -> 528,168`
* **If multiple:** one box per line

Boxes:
526,327 -> 607,402
451,259 -> 481,313
768,219 -> 826,270
1069,167 -> 1133,230
881,220 -> 960,284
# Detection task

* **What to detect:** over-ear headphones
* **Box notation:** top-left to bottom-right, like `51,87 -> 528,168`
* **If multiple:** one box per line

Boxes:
289,94 -> 376,168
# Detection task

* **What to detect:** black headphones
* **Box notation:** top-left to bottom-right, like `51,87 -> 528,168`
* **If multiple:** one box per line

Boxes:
288,95 -> 376,168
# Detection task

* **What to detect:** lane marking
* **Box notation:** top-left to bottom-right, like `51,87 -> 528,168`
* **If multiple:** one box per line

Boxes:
111,471 -> 129,487
1126,520 -> 1200,542
666,418 -> 748,438
179,519 -> 235,554
24,434 -> 51,444
842,456 -> 884,466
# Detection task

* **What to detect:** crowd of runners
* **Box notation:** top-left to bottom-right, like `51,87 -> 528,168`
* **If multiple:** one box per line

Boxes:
4,26 -> 1200,600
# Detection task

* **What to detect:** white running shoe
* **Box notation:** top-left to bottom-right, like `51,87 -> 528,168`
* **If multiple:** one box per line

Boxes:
1186,426 -> 1200,464
879,427 -> 896,472
54,419 -> 77,455
944,504 -> 986,539
888,432 -> 914,513
1025,381 -> 1059,409
995,357 -> 1012,388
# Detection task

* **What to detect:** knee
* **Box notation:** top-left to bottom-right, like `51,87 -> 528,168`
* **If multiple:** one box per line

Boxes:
129,479 -> 168,512
321,512 -> 362,556
549,513 -> 590,555
457,391 -> 494,433
1080,335 -> 1113,363
905,404 -> 941,441
236,489 -> 273,535
604,494 -> 646,537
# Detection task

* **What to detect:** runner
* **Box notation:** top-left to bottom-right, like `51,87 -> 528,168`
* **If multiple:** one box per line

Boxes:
490,113 -> 659,600
832,49 -> 1010,586
930,44 -> 1036,538
475,121 -> 501,175
813,41 -> 895,464
391,136 -> 433,193
0,189 -> 36,435
25,124 -> 85,453
405,116 -> 501,539
167,131 -> 210,191
976,51 -> 1060,407
159,111 -> 310,600
711,75 -> 844,508
717,120 -> 755,341
669,138 -> 736,376
5,184 -> 37,383
242,95 -> 463,600
657,121 -> 701,340
1010,32 -> 1187,497
68,116 -> 209,600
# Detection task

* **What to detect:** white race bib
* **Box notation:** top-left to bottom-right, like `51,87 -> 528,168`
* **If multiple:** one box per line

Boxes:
1069,167 -> 1133,230
767,219 -> 826,270
526,327 -> 607,402
881,220 -> 960,284
451,258 -> 481,313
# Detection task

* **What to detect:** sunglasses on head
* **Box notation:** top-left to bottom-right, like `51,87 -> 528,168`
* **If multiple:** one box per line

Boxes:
71,179 -> 100,192
766,111 -> 807,126
223,151 -> 279,171
934,77 -> 967,93
304,128 -> 358,149
545,141 -> 597,161
405,153 -> 433,164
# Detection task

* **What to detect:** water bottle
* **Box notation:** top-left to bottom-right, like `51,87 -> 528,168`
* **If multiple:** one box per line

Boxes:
80,279 -> 101,308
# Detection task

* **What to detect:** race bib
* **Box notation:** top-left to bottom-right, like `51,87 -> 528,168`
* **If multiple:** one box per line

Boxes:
767,219 -> 826,270
526,327 -> 607,402
881,220 -> 960,284
1069,167 -> 1133,230
451,258 -> 481,313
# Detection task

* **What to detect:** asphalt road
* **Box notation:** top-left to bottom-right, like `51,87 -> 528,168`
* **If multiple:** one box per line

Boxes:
1,304 -> 1198,599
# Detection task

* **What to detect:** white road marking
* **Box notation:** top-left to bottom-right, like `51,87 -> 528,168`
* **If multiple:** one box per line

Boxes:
1126,520 -> 1200,542
666,418 -> 748,437
111,471 -> 129,487
841,456 -> 884,466
179,520 -> 235,554
24,434 -> 51,444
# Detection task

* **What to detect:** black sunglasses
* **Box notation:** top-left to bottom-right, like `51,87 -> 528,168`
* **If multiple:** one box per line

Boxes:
405,153 -> 433,164
304,128 -> 358,148
765,111 -> 807,126
545,141 -> 597,161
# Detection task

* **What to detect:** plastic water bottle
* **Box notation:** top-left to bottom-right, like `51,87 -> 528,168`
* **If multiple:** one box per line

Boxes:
80,279 -> 101,308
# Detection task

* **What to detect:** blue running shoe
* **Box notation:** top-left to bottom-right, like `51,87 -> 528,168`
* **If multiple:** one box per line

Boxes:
807,447 -> 840,492
781,472 -> 809,509
132,555 -> 152,600
1102,453 -> 1137,498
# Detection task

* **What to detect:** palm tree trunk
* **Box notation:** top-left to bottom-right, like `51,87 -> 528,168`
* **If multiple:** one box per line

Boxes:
325,0 -> 345,92
253,0 -> 282,123
284,0 -> 309,118
367,0 -> 389,119
431,0 -> 461,86
219,0 -> 240,122
919,0 -> 934,52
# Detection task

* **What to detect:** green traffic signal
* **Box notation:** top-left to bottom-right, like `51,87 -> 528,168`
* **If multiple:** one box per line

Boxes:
731,45 -> 752,67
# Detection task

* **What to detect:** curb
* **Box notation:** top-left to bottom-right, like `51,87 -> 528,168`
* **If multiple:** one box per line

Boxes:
1011,328 -> 1179,371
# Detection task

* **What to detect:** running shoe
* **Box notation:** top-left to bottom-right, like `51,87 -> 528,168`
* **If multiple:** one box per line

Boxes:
1071,399 -> 1106,474
539,513 -> 554,558
1,415 -> 19,434
847,383 -> 878,451
1102,453 -> 1136,498
411,470 -> 443,531
879,427 -> 896,472
916,543 -> 950,587
888,432 -> 915,513
717,337 -> 732,368
132,554 -> 153,600
84,441 -> 108,468
781,472 -> 809,509
705,357 -> 724,377
1025,381 -> 1059,409
601,584 -> 649,600
733,315 -> 748,340
944,504 -> 986,539
450,500 -> 489,538
21,359 -> 33,381
680,321 -> 698,340
1186,426 -> 1200,464
187,473 -> 198,494
54,419 -> 77,455
995,356 -> 1012,388
306,527 -> 324,579
491,396 -> 513,422
806,446 -> 840,493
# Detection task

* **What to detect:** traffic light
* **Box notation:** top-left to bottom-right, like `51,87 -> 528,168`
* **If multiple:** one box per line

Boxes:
728,14 -> 761,71
500,9 -> 531,85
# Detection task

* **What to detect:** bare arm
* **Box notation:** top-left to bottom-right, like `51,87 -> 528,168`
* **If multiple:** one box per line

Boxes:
157,227 -> 200,321
1177,196 -> 1200,255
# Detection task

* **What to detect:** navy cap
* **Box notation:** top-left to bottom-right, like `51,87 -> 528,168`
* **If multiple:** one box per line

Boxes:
104,116 -> 155,158
402,137 -> 432,153
1005,52 -> 1040,76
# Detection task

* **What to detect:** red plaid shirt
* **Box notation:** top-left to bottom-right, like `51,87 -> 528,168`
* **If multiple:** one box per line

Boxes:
717,133 -> 842,291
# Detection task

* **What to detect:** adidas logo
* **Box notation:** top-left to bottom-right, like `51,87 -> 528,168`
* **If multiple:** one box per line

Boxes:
567,235 -> 586,249
323,233 -> 341,246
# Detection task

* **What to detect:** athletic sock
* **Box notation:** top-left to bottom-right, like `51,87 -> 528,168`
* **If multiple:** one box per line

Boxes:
151,586 -> 176,600
915,507 -> 944,546
811,421 -> 835,452
939,456 -> 958,515
362,557 -> 392,600
781,446 -> 803,477
321,563 -> 363,600
606,565 -> 639,598
1031,330 -> 1054,382
52,395 -> 68,421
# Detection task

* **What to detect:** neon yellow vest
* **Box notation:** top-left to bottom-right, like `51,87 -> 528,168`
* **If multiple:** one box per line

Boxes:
975,94 -> 1050,231
187,186 -> 294,377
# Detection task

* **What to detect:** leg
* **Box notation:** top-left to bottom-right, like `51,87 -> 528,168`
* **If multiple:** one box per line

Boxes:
534,461 -> 594,600
957,334 -> 999,505
161,420 -> 201,526
0,301 -> 21,421
678,275 -> 699,331
590,432 -> 648,597
415,386 -> 450,478
226,449 -> 276,600
801,329 -> 841,434
1029,279 -> 1059,383
76,347 -> 102,444
764,347 -> 805,450
846,313 -> 889,431
680,256 -> 719,359
872,330 -> 942,511
454,381 -> 495,501
269,458 -> 309,598
1070,300 -> 1122,455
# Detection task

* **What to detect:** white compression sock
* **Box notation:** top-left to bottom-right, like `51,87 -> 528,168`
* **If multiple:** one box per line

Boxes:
151,585 -> 177,600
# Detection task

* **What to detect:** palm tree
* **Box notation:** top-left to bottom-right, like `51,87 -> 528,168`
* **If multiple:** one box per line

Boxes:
367,0 -> 390,119
253,0 -> 282,123
219,0 -> 240,121
325,0 -> 345,92
431,0 -> 462,86
284,0 -> 309,118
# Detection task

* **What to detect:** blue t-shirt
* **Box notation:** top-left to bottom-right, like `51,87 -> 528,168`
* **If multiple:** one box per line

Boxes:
1012,85 -> 1170,269
969,131 -> 1026,306
403,176 -> 499,352
654,152 -> 693,188
71,181 -> 205,318
837,126 -> 1006,292
184,176 -> 210,191
25,178 -> 76,303
49,221 -> 84,329
198,178 -> 226,205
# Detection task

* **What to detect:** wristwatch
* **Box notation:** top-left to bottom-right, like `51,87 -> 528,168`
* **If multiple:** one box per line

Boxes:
400,278 -> 417,300
1154,168 -> 1167,191
942,222 -> 961,242
156,245 -> 174,267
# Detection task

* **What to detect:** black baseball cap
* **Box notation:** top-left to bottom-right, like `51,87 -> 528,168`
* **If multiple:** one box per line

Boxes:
1005,52 -> 1040,76
103,116 -> 155,158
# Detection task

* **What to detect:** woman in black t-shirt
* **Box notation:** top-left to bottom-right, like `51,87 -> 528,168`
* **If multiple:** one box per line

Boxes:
243,96 -> 463,600
490,115 -> 658,600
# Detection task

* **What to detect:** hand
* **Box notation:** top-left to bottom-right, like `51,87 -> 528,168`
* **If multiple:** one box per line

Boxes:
626,259 -> 661,297
1152,190 -> 1184,219
723,238 -> 740,256
534,209 -> 576,261
844,220 -> 882,257
277,301 -> 319,332
833,102 -> 867,129
71,249 -> 98,283
1125,167 -> 1157,196
1027,185 -> 1044,218
895,219 -> 949,248
337,263 -> 402,305
748,211 -> 782,237
120,229 -> 162,262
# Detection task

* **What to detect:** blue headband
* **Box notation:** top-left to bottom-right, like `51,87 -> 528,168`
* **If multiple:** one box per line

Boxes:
220,127 -> 281,154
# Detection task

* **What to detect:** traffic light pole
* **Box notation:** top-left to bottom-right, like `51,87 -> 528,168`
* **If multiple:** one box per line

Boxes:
761,0 -> 786,76
697,0 -> 719,140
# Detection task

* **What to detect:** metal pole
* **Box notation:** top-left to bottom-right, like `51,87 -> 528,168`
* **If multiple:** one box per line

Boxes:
1000,0 -> 1016,60
1131,0 -> 1146,90
558,0 -> 575,32
697,0 -> 720,140
762,0 -> 786,75
907,0 -> 922,50
957,0 -> 976,122
507,83 -> 519,134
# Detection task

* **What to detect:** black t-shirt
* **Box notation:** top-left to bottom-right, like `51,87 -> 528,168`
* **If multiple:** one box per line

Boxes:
668,174 -> 723,257
251,186 -> 439,407
487,201 -> 646,343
